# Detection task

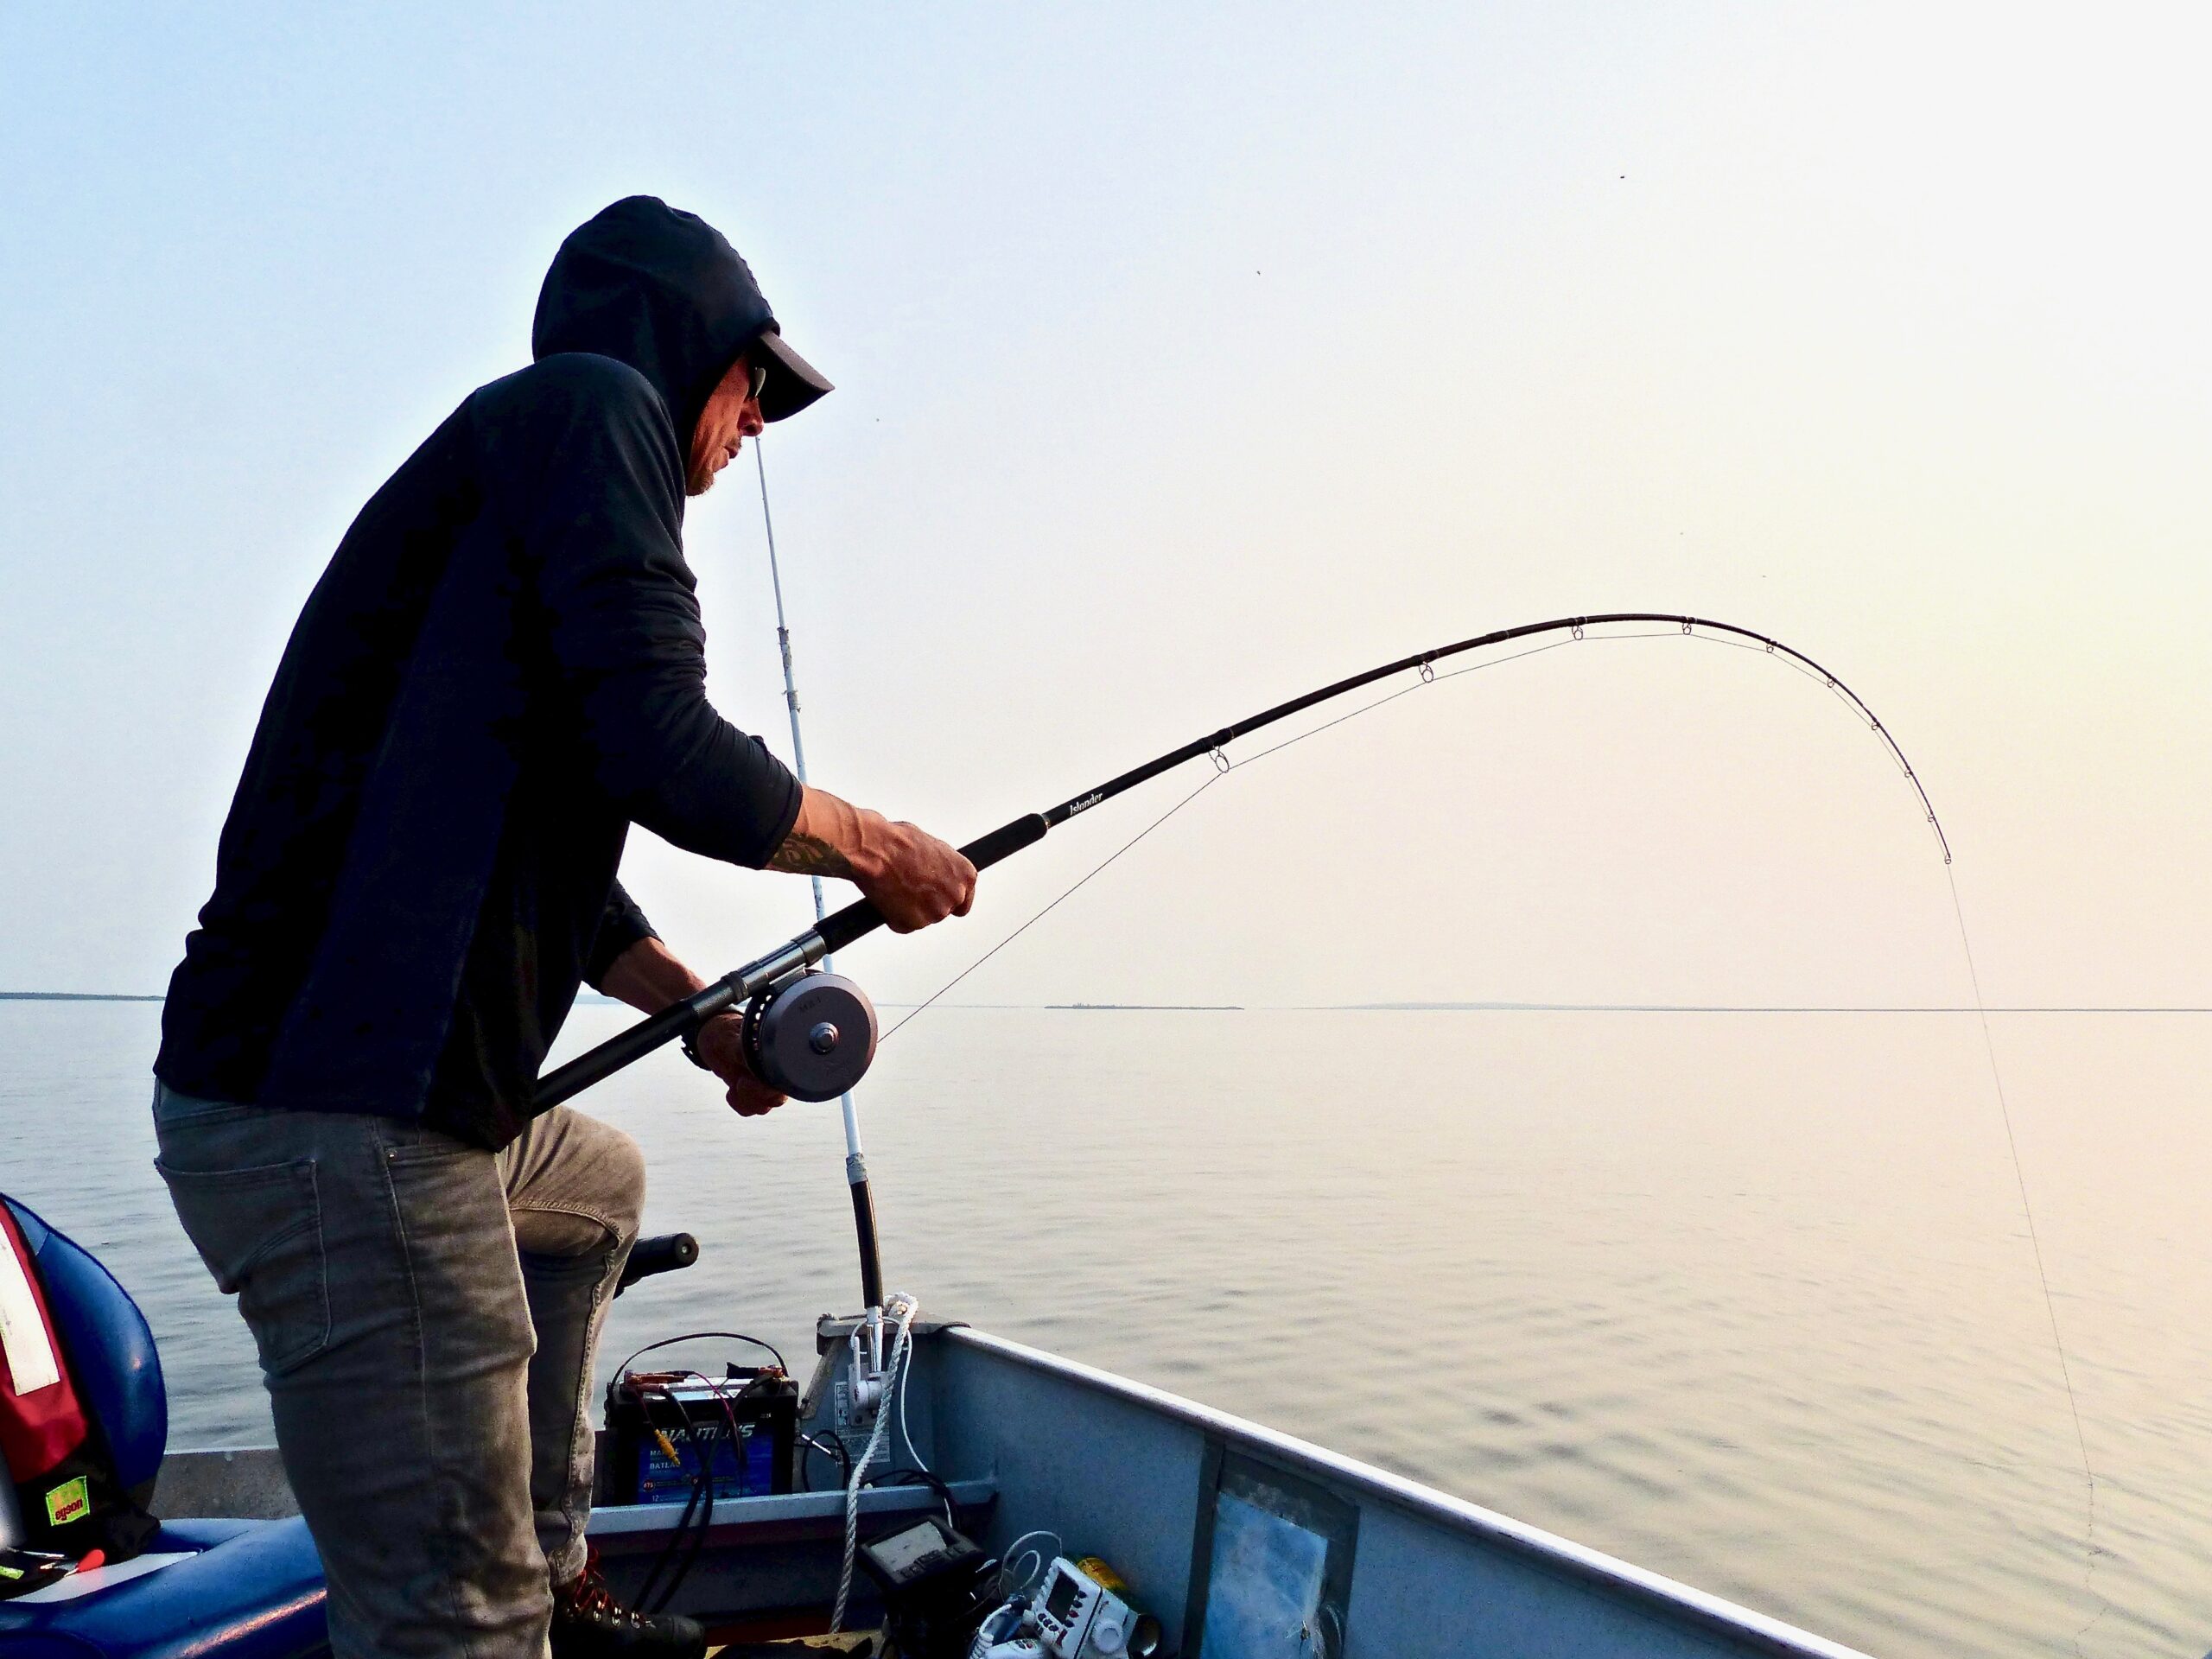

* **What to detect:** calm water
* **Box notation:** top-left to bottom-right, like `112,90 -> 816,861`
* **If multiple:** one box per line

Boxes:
6,998 -> 2209,1657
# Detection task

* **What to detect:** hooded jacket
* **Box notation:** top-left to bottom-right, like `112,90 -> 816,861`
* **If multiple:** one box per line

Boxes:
156,198 -> 804,1148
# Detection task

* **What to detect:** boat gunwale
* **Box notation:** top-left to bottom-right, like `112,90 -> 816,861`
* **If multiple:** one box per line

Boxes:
944,1325 -> 1878,1659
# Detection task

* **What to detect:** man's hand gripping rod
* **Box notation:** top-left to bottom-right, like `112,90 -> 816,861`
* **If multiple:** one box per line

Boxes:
533,816 -> 1046,1109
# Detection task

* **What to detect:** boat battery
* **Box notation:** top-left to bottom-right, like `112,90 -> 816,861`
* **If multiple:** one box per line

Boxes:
601,1368 -> 797,1505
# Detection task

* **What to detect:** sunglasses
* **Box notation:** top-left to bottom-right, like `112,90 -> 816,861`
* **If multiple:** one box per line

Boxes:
748,362 -> 769,404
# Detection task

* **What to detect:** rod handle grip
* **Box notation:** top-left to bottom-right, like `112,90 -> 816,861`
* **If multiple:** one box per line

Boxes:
533,975 -> 742,1110
961,811 -> 1052,873
812,813 -> 1049,956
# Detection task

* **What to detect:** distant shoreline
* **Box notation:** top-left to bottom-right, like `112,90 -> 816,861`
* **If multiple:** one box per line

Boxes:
0,991 -> 164,1002
5,992 -> 2207,1014
1045,1002 -> 1246,1011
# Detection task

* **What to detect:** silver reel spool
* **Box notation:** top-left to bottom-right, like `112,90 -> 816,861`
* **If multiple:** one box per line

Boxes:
741,971 -> 878,1102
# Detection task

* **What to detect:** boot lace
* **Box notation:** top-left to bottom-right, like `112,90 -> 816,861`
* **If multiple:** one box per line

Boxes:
555,1545 -> 641,1627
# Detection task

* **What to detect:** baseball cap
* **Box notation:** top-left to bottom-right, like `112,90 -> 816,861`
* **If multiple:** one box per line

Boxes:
748,324 -> 834,423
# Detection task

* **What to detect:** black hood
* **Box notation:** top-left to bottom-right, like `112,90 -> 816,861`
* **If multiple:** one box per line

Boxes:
531,196 -> 826,440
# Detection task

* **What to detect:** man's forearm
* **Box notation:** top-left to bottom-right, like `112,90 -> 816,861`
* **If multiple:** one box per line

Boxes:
765,785 -> 869,879
598,934 -> 708,1016
763,784 -> 978,934
601,785 -> 971,1014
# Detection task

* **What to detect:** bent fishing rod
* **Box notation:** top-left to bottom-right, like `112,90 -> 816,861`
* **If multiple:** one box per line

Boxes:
535,613 -> 1946,1111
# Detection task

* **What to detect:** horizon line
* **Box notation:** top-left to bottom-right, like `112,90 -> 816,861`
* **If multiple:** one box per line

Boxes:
10,992 -> 2209,1015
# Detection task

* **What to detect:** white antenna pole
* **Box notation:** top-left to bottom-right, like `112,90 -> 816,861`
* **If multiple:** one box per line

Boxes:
753,440 -> 884,1310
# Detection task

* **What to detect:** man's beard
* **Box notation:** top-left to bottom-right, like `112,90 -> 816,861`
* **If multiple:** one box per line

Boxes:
684,459 -> 718,497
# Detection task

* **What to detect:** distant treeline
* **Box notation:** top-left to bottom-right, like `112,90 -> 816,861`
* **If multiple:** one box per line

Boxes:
0,991 -> 163,1001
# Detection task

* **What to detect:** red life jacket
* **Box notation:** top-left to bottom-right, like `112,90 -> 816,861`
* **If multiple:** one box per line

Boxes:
0,1202 -> 153,1567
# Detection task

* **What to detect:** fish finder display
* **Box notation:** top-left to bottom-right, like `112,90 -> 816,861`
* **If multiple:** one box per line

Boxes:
1046,1567 -> 1081,1622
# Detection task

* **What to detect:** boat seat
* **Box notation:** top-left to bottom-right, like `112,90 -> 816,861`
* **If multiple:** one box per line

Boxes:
0,1197 -> 327,1658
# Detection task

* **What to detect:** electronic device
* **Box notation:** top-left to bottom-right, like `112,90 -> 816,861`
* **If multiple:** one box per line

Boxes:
1028,1557 -> 1163,1659
858,1514 -> 1000,1658
600,1367 -> 797,1505
860,1514 -> 987,1594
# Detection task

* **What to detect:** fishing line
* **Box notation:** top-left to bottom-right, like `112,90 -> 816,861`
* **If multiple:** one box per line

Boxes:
869,645 -> 1595,1036
878,770 -> 1226,1043
539,605 -> 2096,1635
1226,635 -> 1585,766
1948,869 -> 2108,1653
533,611 -> 1960,1115
880,624 -> 1901,1038
858,620 -> 2107,1644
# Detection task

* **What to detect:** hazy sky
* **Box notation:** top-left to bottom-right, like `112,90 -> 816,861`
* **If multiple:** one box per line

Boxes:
3,4 -> 2207,1013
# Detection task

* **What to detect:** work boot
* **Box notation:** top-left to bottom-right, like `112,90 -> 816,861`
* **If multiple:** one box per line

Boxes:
548,1545 -> 708,1659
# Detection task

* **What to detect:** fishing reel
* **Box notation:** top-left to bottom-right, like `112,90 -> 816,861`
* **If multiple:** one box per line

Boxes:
735,970 -> 879,1102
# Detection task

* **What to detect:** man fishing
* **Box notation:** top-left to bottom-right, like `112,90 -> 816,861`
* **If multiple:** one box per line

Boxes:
149,196 -> 976,1659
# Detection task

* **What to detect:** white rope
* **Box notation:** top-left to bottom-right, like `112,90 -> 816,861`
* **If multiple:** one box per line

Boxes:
830,1293 -> 919,1634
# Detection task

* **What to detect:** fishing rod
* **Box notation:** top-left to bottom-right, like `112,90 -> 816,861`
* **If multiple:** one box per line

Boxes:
536,612 -> 1946,1112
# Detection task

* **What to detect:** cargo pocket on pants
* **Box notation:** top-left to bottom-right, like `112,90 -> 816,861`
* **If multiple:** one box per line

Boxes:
155,1157 -> 331,1377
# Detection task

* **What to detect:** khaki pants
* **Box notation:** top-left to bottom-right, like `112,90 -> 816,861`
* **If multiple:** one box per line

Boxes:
153,1083 -> 645,1659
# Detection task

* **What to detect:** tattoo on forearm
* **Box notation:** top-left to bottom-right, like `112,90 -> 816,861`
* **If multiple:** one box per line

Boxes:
766,830 -> 854,879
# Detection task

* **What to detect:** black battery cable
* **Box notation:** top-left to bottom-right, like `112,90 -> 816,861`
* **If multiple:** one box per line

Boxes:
611,1330 -> 789,1379
644,1370 -> 755,1615
637,1365 -> 797,1615
609,1344 -> 785,1613
798,1430 -> 852,1492
626,1381 -> 707,1615
864,1465 -> 958,1530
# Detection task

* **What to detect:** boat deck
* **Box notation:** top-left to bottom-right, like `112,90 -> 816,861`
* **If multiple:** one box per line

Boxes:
143,1318 -> 1874,1657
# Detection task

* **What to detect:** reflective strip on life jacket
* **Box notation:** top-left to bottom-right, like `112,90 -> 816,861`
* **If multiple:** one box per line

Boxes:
0,1227 -> 60,1396
0,1204 -> 92,1495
